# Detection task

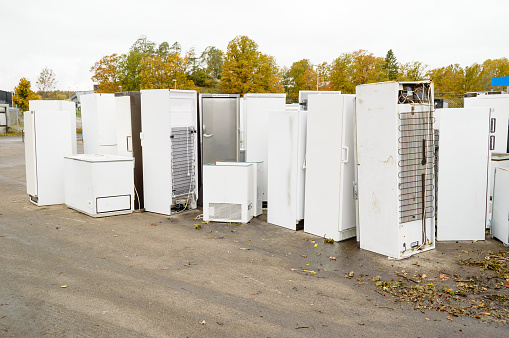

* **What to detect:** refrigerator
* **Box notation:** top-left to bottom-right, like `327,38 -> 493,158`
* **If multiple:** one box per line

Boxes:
199,94 -> 240,165
29,100 -> 77,154
244,93 -> 286,202
298,90 -> 341,110
115,91 -> 144,210
24,110 -> 74,206
267,109 -> 307,230
64,154 -> 134,217
141,89 -> 198,215
304,94 -> 356,241
81,93 -> 117,155
203,162 -> 254,224
0,104 -> 9,134
464,93 -> 509,153
436,107 -> 493,241
492,167 -> 509,246
355,81 -> 435,259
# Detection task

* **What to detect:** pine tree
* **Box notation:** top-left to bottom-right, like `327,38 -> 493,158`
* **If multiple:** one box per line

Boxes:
384,49 -> 399,80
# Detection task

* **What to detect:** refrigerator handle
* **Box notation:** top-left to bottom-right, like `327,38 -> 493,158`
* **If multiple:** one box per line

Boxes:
490,135 -> 495,151
490,118 -> 496,133
126,136 -> 132,152
342,146 -> 349,163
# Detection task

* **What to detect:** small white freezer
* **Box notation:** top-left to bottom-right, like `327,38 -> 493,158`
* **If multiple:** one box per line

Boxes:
64,154 -> 134,217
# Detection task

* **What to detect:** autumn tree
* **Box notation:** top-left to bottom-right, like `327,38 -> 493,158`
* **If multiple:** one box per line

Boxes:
12,78 -> 41,111
36,67 -> 57,98
139,53 -> 195,90
426,64 -> 465,98
221,35 -> 283,95
90,53 -> 121,93
383,49 -> 398,80
117,36 -> 159,91
283,59 -> 317,102
399,61 -> 427,81
329,50 -> 386,93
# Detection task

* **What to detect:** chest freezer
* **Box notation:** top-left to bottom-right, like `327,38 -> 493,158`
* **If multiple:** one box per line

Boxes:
64,154 -> 134,217
203,162 -> 254,223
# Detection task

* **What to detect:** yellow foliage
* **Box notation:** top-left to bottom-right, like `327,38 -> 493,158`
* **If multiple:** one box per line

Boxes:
12,78 -> 40,111
90,54 -> 121,93
139,53 -> 196,90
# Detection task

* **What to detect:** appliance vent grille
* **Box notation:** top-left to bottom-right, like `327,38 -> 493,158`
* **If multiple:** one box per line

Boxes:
171,127 -> 196,197
209,203 -> 242,221
398,108 -> 435,224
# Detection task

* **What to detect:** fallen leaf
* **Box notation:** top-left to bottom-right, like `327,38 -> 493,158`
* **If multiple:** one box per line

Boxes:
439,274 -> 449,280
303,270 -> 316,275
505,284 -> 509,288
113,235 -> 118,237
446,316 -> 453,321
425,318 -> 429,321
314,244 -> 318,248
151,223 -> 156,226
330,256 -> 336,261
200,320 -> 206,325
161,267 -> 168,270
60,285 -> 67,288
291,268 -> 297,271
462,250 -> 469,254
301,255 -> 307,258
421,274 -> 427,279
348,271 -> 354,277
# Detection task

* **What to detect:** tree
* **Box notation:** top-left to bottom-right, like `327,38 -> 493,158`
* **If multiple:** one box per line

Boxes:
36,67 -> 57,98
426,64 -> 465,97
139,54 -> 195,90
384,49 -> 399,80
200,46 -> 223,81
117,36 -> 158,91
283,59 -> 317,102
90,54 -> 121,93
399,61 -> 427,81
221,36 -> 283,95
12,78 -> 41,111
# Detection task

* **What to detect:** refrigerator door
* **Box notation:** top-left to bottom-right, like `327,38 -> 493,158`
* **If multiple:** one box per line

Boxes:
492,167 -> 509,246
24,111 -> 37,198
304,94 -> 356,241
437,107 -> 491,241
201,95 -> 239,165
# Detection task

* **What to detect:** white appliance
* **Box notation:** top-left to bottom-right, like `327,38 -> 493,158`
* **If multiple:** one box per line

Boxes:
492,167 -> 509,246
24,110 -> 73,206
244,93 -> 286,202
203,162 -> 254,223
114,92 -> 144,210
81,93 -> 117,155
304,94 -> 356,241
239,97 -> 246,161
216,161 -> 263,217
489,153 -> 509,202
64,154 -> 134,217
436,107 -> 493,241
0,104 -> 9,134
355,81 -> 435,259
267,109 -> 307,230
140,89 -> 198,215
299,90 -> 341,110
464,93 -> 509,153
29,100 -> 77,154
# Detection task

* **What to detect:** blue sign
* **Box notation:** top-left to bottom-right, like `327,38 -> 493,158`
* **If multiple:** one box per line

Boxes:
492,76 -> 509,86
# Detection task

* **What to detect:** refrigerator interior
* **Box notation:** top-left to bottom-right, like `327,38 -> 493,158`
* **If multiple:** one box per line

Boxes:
267,109 -> 307,230
436,107 -> 491,241
304,94 -> 356,241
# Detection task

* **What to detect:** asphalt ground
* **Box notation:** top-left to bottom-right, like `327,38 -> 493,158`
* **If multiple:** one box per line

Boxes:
1,136 -> 508,337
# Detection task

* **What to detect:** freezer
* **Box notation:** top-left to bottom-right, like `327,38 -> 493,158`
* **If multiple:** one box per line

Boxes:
81,93 -> 117,155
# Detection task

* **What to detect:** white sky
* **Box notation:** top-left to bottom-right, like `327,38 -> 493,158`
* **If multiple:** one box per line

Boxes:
2,0 -> 507,92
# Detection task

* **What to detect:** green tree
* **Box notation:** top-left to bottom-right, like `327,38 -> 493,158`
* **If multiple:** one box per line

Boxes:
399,61 -> 427,81
384,49 -> 399,80
117,36 -> 158,91
221,35 -> 283,95
139,53 -> 195,90
426,64 -> 465,97
36,67 -> 57,98
200,46 -> 223,81
90,54 -> 121,93
283,59 -> 317,102
12,78 -> 41,111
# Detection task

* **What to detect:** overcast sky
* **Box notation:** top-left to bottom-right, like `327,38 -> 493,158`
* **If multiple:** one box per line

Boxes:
2,0 -> 507,92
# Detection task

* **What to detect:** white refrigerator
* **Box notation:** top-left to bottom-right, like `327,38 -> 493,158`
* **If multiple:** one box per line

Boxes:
24,110 -> 73,206
29,100 -> 77,154
81,93 -> 117,155
304,94 -> 356,241
141,89 -> 198,215
267,109 -> 307,230
492,167 -> 509,246
355,81 -> 435,259
436,107 -> 493,241
244,93 -> 286,202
